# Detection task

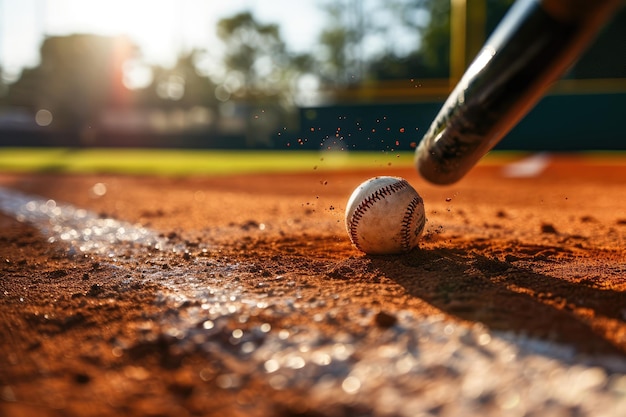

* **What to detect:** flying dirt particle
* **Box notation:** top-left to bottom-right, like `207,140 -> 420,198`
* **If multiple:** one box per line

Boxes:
410,142 -> 417,149
241,220 -> 260,231
141,209 -> 164,218
74,373 -> 91,385
445,198 -> 452,202
540,223 -> 558,234
496,210 -> 507,218
374,311 -> 397,328
616,219 -> 626,225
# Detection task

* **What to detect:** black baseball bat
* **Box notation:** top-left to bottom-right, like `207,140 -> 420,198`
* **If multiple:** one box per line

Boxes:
414,0 -> 623,185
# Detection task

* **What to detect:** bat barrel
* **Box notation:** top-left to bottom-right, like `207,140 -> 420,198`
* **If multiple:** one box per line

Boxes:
414,0 -> 622,185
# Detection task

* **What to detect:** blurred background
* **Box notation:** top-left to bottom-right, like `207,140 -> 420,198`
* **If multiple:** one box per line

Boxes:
0,0 -> 624,151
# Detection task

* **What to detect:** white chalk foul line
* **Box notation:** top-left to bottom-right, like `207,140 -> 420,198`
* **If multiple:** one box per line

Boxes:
0,186 -> 173,258
1,185 -> 625,416
502,152 -> 551,178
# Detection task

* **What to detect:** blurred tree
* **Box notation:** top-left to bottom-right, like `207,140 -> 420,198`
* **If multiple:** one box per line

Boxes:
0,66 -> 7,101
317,0 -> 365,85
315,0 -> 447,83
214,11 -> 314,146
370,0 -> 515,80
216,11 -> 311,105
418,0 -> 452,78
139,51 -> 217,109
127,52 -> 221,139
316,0 -> 517,83
6,34 -> 138,142
367,0 -> 443,80
174,53 -> 218,107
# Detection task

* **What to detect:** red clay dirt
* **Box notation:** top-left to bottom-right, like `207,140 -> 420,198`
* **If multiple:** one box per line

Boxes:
0,154 -> 625,416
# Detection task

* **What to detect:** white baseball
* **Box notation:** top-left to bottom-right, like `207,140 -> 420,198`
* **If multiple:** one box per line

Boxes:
345,176 -> 426,255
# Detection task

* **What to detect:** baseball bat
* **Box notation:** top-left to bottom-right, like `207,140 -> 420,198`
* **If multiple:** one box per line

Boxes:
414,0 -> 623,185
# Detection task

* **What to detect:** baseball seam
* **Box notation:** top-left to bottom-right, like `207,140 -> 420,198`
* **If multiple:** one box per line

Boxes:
349,179 -> 410,252
401,195 -> 424,251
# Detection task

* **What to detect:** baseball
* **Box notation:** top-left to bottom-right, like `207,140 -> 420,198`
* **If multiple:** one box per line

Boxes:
345,176 -> 426,255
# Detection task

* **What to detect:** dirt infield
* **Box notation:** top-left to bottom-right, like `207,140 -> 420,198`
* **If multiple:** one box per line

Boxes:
1,154 -> 625,416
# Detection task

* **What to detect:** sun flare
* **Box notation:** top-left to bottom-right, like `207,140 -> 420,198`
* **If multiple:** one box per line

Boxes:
51,0 -> 182,58
56,0 -> 178,36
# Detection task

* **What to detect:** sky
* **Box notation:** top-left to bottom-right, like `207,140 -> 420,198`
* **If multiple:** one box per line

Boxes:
0,0 -> 325,80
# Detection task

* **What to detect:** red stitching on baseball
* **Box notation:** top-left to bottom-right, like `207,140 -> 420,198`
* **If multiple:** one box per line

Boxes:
401,195 -> 424,251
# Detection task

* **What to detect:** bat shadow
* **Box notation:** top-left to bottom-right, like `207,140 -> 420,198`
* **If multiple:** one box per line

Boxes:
369,246 -> 626,358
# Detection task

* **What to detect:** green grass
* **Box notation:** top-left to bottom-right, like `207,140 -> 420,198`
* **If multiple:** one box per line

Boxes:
0,148 -> 418,176
1,148 -> 622,176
